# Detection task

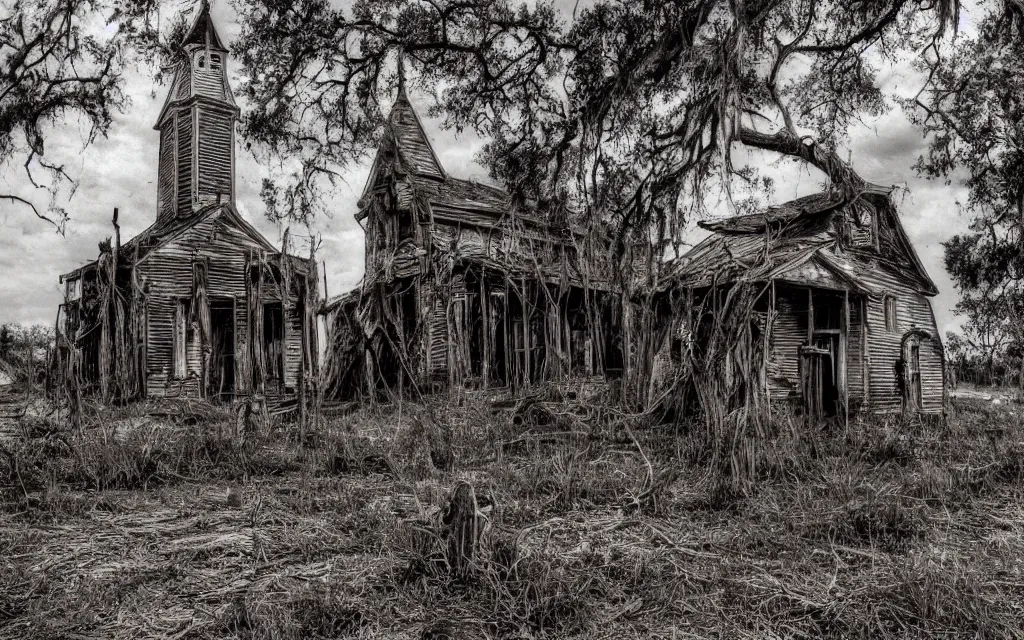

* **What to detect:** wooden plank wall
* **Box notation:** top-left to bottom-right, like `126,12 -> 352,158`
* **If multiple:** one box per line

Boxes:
767,288 -> 804,401
861,267 -> 944,413
846,298 -> 865,406
156,122 -> 176,220
137,210 -> 303,398
196,109 -> 233,207
192,54 -> 227,101
766,280 -> 939,414
175,113 -> 194,214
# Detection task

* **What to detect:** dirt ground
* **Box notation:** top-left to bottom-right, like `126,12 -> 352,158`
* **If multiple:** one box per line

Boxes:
2,393 -> 1024,639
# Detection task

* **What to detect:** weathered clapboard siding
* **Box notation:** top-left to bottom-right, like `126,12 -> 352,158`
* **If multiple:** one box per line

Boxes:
156,122 -> 176,220
860,266 -> 943,414
137,210 -> 270,397
284,302 -> 303,389
768,288 -> 804,401
197,108 -> 233,206
847,297 -> 865,404
428,289 -> 449,380
175,113 -> 194,214
193,56 -> 227,101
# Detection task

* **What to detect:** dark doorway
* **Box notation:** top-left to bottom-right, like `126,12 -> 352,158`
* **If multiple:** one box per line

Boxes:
813,334 -> 840,418
805,290 -> 843,421
490,291 -> 508,387
263,302 -> 285,390
209,300 -> 235,399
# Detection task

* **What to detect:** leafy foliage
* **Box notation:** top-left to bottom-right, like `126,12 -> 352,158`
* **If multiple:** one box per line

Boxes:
0,0 -> 174,230
230,0 -> 985,283
910,2 -> 1024,378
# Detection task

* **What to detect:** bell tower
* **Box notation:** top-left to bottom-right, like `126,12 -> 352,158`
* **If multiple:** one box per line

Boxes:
154,0 -> 239,223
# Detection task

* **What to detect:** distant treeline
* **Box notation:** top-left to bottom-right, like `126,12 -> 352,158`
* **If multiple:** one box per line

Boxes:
945,332 -> 1024,388
0,323 -> 54,389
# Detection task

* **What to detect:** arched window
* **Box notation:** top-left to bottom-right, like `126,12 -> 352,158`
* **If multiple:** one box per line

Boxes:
883,295 -> 897,332
195,54 -> 206,69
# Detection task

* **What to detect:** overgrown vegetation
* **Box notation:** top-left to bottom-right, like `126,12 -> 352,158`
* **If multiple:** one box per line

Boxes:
2,388 -> 1023,638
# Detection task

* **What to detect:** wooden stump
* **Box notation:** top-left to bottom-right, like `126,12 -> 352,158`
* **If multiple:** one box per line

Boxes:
442,481 -> 480,578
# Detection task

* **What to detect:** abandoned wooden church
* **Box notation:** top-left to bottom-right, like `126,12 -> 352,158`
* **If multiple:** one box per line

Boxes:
321,73 -> 635,398
657,186 -> 945,419
56,3 -> 318,404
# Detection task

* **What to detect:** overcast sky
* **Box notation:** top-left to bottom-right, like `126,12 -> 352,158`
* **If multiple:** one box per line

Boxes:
0,2 -> 972,335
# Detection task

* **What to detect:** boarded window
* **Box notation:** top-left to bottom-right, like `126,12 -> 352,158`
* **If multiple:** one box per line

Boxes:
65,277 -> 82,302
884,295 -> 897,332
174,299 -> 191,378
209,54 -> 222,70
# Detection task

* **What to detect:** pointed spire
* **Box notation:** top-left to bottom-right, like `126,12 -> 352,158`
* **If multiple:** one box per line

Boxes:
396,49 -> 407,101
183,0 -> 225,50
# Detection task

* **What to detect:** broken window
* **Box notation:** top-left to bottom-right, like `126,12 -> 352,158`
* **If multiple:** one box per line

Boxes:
263,302 -> 285,382
884,295 -> 897,332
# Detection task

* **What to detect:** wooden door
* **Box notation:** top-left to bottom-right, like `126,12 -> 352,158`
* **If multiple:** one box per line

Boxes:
802,343 -> 839,422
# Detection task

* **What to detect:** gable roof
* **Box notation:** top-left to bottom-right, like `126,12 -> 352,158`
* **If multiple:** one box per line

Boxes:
668,188 -> 939,296
60,204 -> 278,281
699,193 -> 846,234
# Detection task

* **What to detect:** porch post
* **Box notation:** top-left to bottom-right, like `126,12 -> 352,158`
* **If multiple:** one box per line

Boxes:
843,288 -> 850,428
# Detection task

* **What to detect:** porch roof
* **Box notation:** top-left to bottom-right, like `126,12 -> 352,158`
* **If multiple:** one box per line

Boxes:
661,231 -> 871,294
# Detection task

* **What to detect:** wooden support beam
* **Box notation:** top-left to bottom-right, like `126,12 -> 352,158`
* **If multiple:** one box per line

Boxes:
807,287 -> 814,344
862,297 -> 870,410
480,270 -> 489,388
843,288 -> 850,428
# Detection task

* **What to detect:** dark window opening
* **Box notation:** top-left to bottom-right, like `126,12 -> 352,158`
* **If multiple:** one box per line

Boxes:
400,285 -> 417,348
209,54 -> 222,70
603,295 -> 624,377
468,293 -> 483,378
813,291 -> 842,331
263,302 -> 284,384
397,210 -> 414,241
884,295 -> 897,332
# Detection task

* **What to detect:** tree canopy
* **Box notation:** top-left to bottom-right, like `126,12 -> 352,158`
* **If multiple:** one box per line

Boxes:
908,1 -> 1024,377
231,1 -> 1015,239
5,0 -> 1024,309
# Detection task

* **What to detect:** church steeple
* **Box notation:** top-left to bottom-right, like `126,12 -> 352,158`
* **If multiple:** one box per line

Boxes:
154,0 -> 239,223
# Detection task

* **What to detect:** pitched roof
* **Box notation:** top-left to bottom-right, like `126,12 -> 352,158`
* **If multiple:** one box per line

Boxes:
387,94 -> 446,182
60,204 -> 278,281
663,231 -> 832,289
668,189 -> 939,296
182,0 -> 226,50
699,193 -> 845,234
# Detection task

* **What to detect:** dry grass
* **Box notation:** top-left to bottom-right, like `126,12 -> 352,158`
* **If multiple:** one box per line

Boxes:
2,391 -> 1024,639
